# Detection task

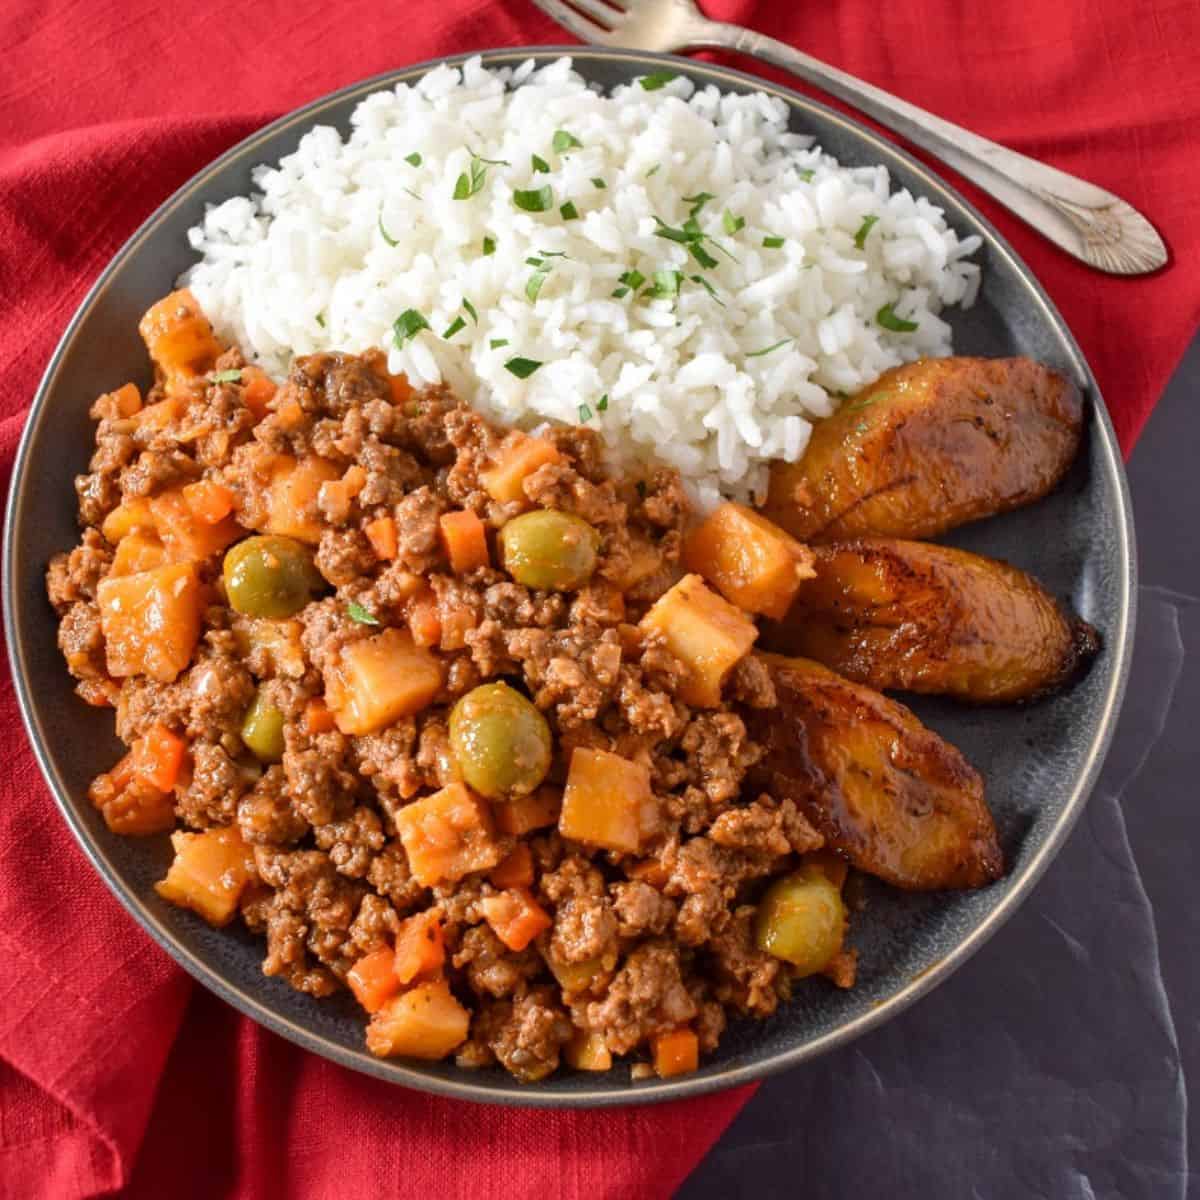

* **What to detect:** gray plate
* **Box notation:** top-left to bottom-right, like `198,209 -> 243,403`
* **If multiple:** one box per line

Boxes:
2,48 -> 1135,1107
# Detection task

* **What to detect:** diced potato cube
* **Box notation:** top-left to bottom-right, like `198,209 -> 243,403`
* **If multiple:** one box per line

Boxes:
110,532 -> 171,577
97,561 -> 204,682
101,498 -> 155,543
683,502 -> 816,620
393,910 -> 445,984
87,752 -> 175,835
639,574 -> 758,707
479,433 -> 562,505
155,826 -> 254,927
565,1030 -> 613,1071
365,979 -> 470,1060
559,747 -> 652,855
327,627 -> 443,735
393,782 -> 501,886
150,489 -> 242,563
138,289 -> 224,392
479,888 -> 552,952
493,787 -> 562,835
264,455 -> 341,544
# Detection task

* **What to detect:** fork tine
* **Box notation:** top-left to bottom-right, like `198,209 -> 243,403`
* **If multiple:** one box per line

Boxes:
529,0 -> 614,40
564,0 -> 627,24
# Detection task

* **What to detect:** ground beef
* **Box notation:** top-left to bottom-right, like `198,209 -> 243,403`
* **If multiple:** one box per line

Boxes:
477,986 -> 573,1082
237,766 -> 309,846
176,741 -> 244,827
352,722 -> 421,801
283,731 -> 357,827
706,906 -> 786,1018
610,880 -> 676,938
586,941 -> 698,1055
709,800 -> 792,857
313,807 -> 385,877
366,841 -> 427,916
680,712 -> 762,805
316,528 -> 375,587
453,925 -> 542,999
392,486 -> 443,572
507,626 -> 623,725
46,529 -> 112,612
348,893 -> 401,956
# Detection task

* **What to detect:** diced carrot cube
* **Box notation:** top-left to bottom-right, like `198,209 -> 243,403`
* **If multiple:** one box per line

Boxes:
393,910 -> 446,984
393,782 -> 501,887
480,888 -> 553,952
182,479 -> 236,525
652,1028 -> 699,1078
389,373 -> 414,406
564,1030 -> 613,1071
149,489 -> 241,562
264,455 -> 341,544
639,574 -> 758,707
155,826 -> 254,927
439,510 -> 490,573
479,433 -> 562,505
366,979 -> 470,1060
97,561 -> 205,682
347,947 -> 401,1014
133,724 -> 187,792
303,698 -> 337,735
98,382 -> 142,418
493,787 -> 562,836
240,367 -> 277,420
560,748 -> 652,855
327,627 -> 443,735
406,591 -> 442,648
364,516 -> 399,561
683,502 -> 816,620
489,843 -> 535,890
88,752 -> 175,835
138,289 -> 224,392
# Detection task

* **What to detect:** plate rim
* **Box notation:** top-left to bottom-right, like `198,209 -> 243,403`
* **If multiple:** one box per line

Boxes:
3,45 -> 1137,1108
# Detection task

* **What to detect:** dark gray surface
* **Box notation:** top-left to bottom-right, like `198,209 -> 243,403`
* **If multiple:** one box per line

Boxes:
682,332 -> 1200,1200
1,49 -> 1135,1108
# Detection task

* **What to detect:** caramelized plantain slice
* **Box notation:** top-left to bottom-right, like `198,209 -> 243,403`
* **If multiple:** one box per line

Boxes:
767,539 -> 1100,703
762,357 -> 1084,541
749,654 -> 1003,891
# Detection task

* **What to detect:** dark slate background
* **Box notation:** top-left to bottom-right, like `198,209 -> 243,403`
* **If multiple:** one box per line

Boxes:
681,334 -> 1200,1200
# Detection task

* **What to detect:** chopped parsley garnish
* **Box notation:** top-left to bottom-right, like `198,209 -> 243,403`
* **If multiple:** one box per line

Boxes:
645,164 -> 661,178
553,129 -> 583,154
347,601 -> 380,625
683,192 -> 715,218
392,308 -> 430,347
504,357 -> 543,379
526,256 -> 545,267
210,369 -> 243,384
796,167 -> 815,182
532,153 -> 550,174
647,269 -> 682,300
403,187 -> 421,201
378,212 -> 399,247
854,214 -> 879,250
652,215 -> 730,270
690,274 -> 725,306
876,304 -> 919,332
560,200 -> 580,221
462,297 -> 478,324
591,177 -> 607,189
597,393 -> 609,412
578,403 -> 593,422
453,149 -> 509,201
442,315 -> 467,339
745,338 -> 793,358
483,235 -> 496,255
723,209 -> 745,235
405,152 -> 422,167
526,270 -> 548,301
612,268 -> 646,298
315,313 -> 326,328
639,71 -> 678,91
762,235 -> 785,248
489,338 -> 509,349
513,185 -> 553,213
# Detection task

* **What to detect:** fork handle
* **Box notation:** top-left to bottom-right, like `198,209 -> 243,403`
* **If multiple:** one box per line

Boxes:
691,22 -> 1166,275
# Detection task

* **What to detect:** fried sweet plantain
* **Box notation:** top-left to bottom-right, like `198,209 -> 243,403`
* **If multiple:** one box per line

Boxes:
762,357 -> 1084,541
749,654 -> 1003,891
768,539 -> 1100,703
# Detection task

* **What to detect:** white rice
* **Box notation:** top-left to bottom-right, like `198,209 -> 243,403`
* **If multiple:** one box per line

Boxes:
182,55 -> 981,508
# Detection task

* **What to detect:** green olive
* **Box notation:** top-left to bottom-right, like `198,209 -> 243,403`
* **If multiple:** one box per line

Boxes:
448,682 -> 552,799
754,865 -> 846,976
240,690 -> 286,762
499,510 -> 599,592
223,535 -> 321,618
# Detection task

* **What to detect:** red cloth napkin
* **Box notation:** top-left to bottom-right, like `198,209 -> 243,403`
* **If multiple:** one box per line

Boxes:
1,1 -> 1197,1196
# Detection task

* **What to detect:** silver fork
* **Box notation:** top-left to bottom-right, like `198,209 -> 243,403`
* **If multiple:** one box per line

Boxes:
530,0 -> 1167,275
